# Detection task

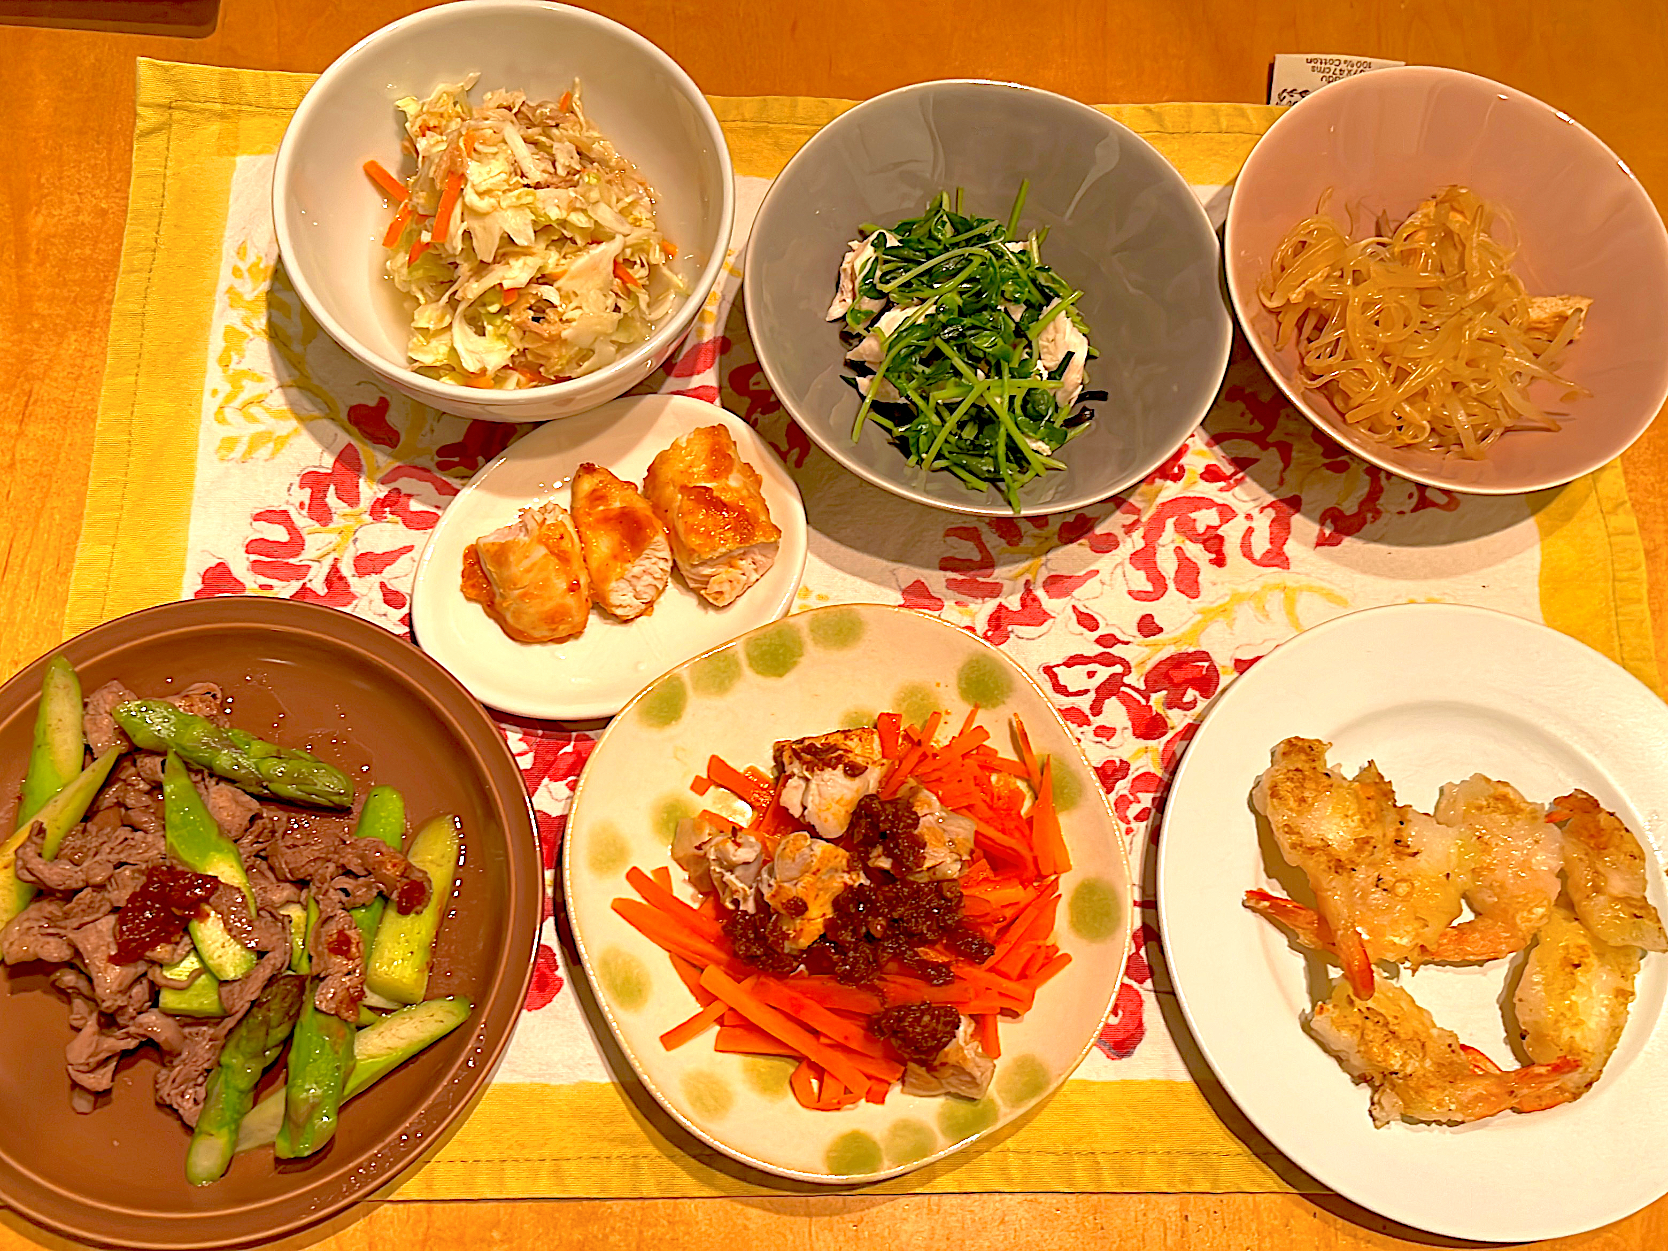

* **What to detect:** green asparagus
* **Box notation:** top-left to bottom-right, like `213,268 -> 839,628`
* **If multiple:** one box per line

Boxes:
275,994 -> 356,1158
112,699 -> 355,809
279,901 -> 311,974
0,748 -> 119,925
235,998 -> 474,1154
366,815 -> 459,1004
19,656 -> 84,825
156,947 -> 225,1018
163,751 -> 256,981
348,785 -> 406,947
185,974 -> 304,1185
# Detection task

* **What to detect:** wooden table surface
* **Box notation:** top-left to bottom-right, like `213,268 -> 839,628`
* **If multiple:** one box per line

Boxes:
3,1 -> 1667,1247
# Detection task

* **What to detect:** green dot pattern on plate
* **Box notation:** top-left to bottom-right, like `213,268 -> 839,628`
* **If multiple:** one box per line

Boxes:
896,682 -> 941,728
956,653 -> 1013,709
596,948 -> 649,1012
825,1130 -> 884,1177
584,822 -> 630,876
938,1095 -> 999,1140
741,1055 -> 796,1100
840,708 -> 876,730
884,1119 -> 938,1166
1069,877 -> 1122,943
681,1070 -> 734,1120
653,796 -> 698,845
744,622 -> 805,678
691,650 -> 742,697
1050,762 -> 1083,812
809,607 -> 864,650
636,674 -> 688,727
996,1054 -> 1050,1107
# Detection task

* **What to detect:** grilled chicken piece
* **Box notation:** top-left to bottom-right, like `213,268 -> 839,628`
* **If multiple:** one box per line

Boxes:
643,425 -> 781,608
772,728 -> 885,840
570,463 -> 672,621
464,500 -> 590,643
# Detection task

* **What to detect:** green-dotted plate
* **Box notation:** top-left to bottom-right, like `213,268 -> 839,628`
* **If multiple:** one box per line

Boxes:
562,603 -> 1132,1182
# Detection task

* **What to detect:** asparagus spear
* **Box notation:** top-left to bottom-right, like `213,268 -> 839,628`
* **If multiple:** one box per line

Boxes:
185,974 -> 305,1186
348,786 -> 405,946
19,656 -> 84,825
0,748 -> 119,925
235,998 -> 474,1154
279,901 -> 313,974
112,700 -> 355,809
162,751 -> 256,981
156,947 -> 225,1018
274,993 -> 355,1158
366,816 -> 459,1004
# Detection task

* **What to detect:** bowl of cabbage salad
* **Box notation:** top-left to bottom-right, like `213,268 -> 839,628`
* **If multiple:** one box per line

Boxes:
275,2 -> 734,423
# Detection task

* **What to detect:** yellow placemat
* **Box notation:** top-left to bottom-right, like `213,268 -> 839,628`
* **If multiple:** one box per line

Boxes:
61,59 -> 1659,1202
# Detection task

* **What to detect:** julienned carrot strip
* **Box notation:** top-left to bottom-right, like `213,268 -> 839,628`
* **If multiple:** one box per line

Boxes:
363,159 -> 408,202
611,898 -> 738,972
706,755 -> 775,813
613,259 -> 641,288
790,1060 -> 821,1110
690,773 -> 713,796
988,890 -> 1057,971
698,809 -> 740,833
381,201 -> 414,247
720,1009 -> 748,1028
697,893 -> 721,921
715,1025 -> 801,1056
778,976 -> 884,1015
668,952 -> 716,1006
651,865 -> 673,892
1030,757 -> 1072,876
557,89 -> 573,112
986,756 -> 1032,778
956,704 -> 981,739
751,980 -> 888,1059
1020,951 -> 1072,989
699,965 -> 871,1093
977,1013 -> 1002,1059
1011,715 -> 1042,791
660,998 -> 726,1049
433,171 -> 465,246
407,238 -> 431,265
626,867 -> 723,941
877,712 -> 902,759
866,1080 -> 890,1105
818,1070 -> 861,1110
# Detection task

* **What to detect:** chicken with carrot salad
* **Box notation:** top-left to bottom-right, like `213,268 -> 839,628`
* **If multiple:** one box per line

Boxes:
364,75 -> 684,389
612,709 -> 1073,1110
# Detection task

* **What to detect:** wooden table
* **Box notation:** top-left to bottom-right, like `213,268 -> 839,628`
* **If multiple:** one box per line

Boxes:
2,2 -> 1666,1247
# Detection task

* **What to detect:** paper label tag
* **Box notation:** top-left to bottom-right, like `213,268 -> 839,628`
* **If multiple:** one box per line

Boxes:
1270,53 -> 1405,105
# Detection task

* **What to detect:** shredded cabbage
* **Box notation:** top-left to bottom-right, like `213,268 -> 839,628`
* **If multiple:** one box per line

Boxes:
1258,186 -> 1591,458
383,76 -> 685,389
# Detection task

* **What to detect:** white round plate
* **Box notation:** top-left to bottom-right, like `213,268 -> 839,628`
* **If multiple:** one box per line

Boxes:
1158,602 -> 1668,1242
563,604 -> 1132,1182
411,394 -> 808,720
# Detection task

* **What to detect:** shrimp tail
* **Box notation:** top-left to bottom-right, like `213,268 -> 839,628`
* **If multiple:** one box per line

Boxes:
1243,889 -> 1335,951
1421,916 -> 1529,963
1338,925 -> 1375,998
1459,1043 -> 1502,1074
1509,1055 -> 1583,1113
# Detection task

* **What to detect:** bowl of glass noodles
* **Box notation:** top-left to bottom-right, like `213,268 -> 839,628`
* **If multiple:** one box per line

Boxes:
273,2 -> 734,423
1224,65 -> 1668,493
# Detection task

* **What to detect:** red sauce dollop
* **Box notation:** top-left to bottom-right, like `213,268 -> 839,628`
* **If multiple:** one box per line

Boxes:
112,865 -> 221,964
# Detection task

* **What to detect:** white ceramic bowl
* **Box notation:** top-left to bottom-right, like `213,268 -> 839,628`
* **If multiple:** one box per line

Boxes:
1225,66 -> 1668,494
273,0 -> 735,423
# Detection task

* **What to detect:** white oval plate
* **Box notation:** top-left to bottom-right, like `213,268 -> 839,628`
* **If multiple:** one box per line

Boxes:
411,395 -> 808,720
1158,602 -> 1668,1242
563,604 -> 1132,1182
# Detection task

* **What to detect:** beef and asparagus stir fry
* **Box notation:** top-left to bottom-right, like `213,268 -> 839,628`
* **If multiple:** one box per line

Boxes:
0,657 -> 472,1185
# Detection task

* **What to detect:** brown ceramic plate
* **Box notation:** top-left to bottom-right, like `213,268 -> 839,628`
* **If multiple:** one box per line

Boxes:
0,597 -> 539,1248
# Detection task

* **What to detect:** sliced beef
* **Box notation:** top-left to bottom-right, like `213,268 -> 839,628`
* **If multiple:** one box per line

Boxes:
310,906 -> 365,1022
13,824 -> 84,893
266,823 -> 343,884
1,898 -> 75,964
64,1008 -> 189,1105
18,819 -> 165,895
166,682 -> 227,725
67,915 -> 149,1013
195,773 -> 260,840
206,882 -> 260,948
62,863 -> 150,928
135,753 -> 166,786
339,839 -> 432,915
247,860 -> 303,912
216,945 -> 289,1020
237,808 -> 286,863
50,967 -> 99,1030
154,1023 -> 222,1128
83,680 -> 138,756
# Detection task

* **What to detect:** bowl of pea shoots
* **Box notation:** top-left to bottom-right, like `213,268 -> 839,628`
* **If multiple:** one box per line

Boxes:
745,79 -> 1231,517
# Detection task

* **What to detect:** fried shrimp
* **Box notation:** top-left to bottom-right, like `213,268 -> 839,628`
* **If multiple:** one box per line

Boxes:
1252,738 -> 1468,995
1424,775 -> 1562,962
1513,898 -> 1641,1108
1550,791 -> 1668,952
1308,977 -> 1578,1128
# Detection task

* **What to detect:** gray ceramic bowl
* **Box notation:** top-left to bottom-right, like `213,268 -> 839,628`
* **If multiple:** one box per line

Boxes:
744,79 -> 1231,516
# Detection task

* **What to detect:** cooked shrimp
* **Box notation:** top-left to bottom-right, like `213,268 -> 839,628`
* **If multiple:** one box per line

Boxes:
1307,976 -> 1578,1127
1425,775 -> 1562,961
1513,897 -> 1641,1108
1551,791 -> 1668,951
1253,738 -> 1468,995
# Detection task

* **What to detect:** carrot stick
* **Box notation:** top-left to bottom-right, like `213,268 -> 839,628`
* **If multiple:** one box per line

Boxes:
1019,950 -> 1073,990
956,704 -> 981,739
613,259 -> 641,289
775,976 -> 884,1015
715,1024 -> 802,1056
668,952 -> 715,1006
363,159 -> 408,202
407,238 -> 431,265
1011,715 -> 1042,791
705,755 -> 775,813
750,980 -> 888,1058
381,201 -> 413,247
611,898 -> 738,971
699,965 -> 872,1093
433,171 -> 465,246
690,773 -> 713,796
660,998 -> 726,1049
625,867 -> 724,941
977,1013 -> 1002,1059
651,865 -> 673,893
1030,757 -> 1072,876
877,712 -> 902,759
790,1060 -> 822,1110
557,89 -> 573,113
866,1079 -> 891,1105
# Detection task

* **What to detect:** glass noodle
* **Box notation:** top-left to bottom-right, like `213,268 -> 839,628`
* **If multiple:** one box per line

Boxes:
1258,186 -> 1591,458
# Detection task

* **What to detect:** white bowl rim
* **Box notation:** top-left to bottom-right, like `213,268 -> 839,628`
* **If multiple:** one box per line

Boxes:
742,75 -> 1231,518
1223,63 -> 1668,496
271,0 -> 736,410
